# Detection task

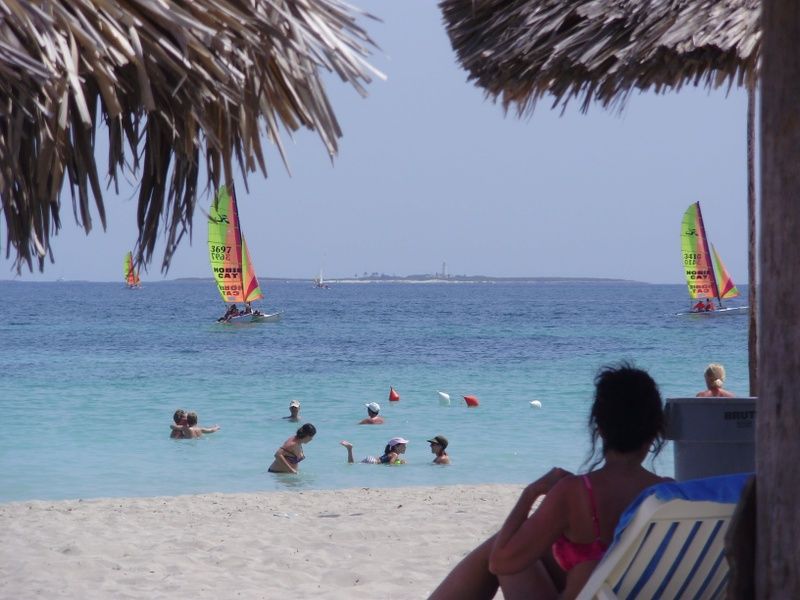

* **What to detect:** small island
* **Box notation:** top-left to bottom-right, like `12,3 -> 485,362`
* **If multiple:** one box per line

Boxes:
325,272 -> 639,284
169,272 -> 641,284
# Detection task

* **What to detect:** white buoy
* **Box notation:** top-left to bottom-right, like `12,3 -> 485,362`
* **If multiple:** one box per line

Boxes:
438,391 -> 451,405
530,400 -> 542,409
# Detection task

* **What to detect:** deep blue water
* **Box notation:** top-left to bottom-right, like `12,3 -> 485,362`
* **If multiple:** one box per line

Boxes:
0,280 -> 749,502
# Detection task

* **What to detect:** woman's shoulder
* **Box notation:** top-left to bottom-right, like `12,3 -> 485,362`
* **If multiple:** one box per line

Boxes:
548,473 -> 586,499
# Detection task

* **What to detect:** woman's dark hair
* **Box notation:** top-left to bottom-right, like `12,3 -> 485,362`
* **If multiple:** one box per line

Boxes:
296,423 -> 316,439
586,363 -> 665,468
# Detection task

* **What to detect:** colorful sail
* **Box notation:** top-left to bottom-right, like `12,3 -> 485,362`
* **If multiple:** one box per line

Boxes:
681,202 -> 739,302
711,244 -> 740,299
680,202 -> 718,299
208,185 -> 263,304
124,251 -> 140,287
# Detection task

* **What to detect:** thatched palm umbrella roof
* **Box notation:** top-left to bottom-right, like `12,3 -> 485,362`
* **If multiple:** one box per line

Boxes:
1,0 -> 381,273
440,0 -> 759,114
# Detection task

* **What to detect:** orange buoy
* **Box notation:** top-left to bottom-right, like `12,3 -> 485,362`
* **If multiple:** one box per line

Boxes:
464,395 -> 480,407
389,386 -> 400,402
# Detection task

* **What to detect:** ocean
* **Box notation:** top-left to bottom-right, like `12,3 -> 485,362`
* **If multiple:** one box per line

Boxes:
0,280 -> 749,502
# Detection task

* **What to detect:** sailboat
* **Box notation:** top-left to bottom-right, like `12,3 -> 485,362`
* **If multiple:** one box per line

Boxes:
208,185 -> 281,323
678,202 -> 747,316
123,251 -> 141,289
313,268 -> 330,289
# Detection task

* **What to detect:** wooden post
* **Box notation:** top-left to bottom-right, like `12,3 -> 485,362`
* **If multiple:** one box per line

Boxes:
757,0 -> 800,594
747,83 -> 757,398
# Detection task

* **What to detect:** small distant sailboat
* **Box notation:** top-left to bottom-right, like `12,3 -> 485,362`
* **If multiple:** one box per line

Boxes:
678,202 -> 746,316
123,251 -> 141,289
313,269 -> 330,289
208,186 -> 281,323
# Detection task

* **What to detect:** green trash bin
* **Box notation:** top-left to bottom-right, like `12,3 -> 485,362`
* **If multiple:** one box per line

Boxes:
665,397 -> 756,481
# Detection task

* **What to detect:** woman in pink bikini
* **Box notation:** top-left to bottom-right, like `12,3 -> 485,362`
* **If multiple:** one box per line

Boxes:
429,363 -> 669,600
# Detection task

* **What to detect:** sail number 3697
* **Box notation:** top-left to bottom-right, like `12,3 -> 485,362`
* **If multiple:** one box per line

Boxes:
210,245 -> 231,260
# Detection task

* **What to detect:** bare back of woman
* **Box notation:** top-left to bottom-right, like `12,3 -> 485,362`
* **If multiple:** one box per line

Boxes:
697,363 -> 736,398
429,363 -> 669,600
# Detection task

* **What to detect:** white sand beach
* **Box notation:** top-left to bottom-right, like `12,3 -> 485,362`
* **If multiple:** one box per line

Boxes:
0,484 -> 523,599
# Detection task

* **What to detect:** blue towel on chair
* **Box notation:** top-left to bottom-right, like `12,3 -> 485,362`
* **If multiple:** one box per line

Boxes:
613,472 -> 751,544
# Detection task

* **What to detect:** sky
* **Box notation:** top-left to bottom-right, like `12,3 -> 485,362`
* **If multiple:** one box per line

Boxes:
5,1 -> 751,284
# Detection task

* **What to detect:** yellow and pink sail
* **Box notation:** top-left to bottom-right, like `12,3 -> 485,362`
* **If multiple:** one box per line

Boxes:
123,251 -> 141,288
680,202 -> 739,303
208,185 -> 263,304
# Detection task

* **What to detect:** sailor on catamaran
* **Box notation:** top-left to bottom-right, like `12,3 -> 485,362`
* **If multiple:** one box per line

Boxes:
218,304 -> 240,322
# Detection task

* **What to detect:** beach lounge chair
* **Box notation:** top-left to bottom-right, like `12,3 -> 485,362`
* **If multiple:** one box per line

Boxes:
576,473 -> 750,600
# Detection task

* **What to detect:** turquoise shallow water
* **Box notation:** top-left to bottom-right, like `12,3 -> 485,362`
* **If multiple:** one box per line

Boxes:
0,280 -> 748,502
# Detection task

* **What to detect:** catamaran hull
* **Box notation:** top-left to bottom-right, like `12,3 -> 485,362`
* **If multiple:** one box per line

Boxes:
675,306 -> 749,317
220,312 -> 282,324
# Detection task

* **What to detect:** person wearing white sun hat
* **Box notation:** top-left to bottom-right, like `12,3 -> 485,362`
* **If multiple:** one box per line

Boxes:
283,399 -> 301,422
359,401 -> 384,425
340,436 -> 408,464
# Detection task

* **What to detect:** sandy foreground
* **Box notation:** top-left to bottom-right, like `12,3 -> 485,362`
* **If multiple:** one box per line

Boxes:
0,484 -> 523,599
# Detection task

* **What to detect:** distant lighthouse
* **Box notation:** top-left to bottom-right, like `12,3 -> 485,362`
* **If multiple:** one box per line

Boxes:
441,261 -> 447,279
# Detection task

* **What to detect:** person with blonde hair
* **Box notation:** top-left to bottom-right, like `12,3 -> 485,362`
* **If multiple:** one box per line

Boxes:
697,363 -> 735,397
169,410 -> 219,439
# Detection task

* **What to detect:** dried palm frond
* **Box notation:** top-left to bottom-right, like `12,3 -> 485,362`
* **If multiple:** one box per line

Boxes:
0,0 -> 382,273
440,0 -> 760,115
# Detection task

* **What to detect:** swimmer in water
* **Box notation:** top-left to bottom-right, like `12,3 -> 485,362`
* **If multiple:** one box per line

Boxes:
340,437 -> 408,464
359,402 -> 384,425
268,423 -> 316,474
428,435 -> 451,465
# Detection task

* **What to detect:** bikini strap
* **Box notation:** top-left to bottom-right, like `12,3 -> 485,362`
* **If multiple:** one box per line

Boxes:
582,474 -> 602,539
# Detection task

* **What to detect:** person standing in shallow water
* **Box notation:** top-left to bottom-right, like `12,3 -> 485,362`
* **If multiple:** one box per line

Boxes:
359,402 -> 384,425
429,363 -> 670,600
169,409 -> 188,438
696,363 -> 736,397
170,410 -> 218,439
183,412 -> 220,438
269,423 -> 316,474
428,435 -> 451,464
284,400 -> 301,422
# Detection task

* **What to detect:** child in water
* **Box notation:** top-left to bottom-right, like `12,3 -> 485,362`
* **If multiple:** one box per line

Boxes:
340,437 -> 408,464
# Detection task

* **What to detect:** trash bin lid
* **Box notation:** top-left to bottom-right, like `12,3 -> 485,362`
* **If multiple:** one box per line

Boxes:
665,397 -> 756,441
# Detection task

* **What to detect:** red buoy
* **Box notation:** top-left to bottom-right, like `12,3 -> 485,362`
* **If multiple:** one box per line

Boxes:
464,395 -> 480,407
389,386 -> 400,402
